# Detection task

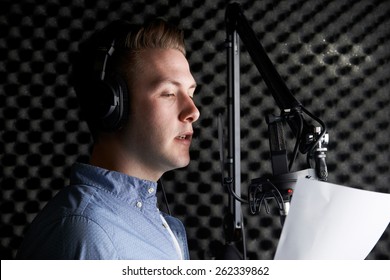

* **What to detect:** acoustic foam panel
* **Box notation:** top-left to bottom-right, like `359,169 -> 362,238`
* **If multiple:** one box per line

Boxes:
1,0 -> 389,259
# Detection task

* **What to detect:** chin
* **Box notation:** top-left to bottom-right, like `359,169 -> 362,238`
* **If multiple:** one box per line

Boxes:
176,160 -> 190,169
162,151 -> 191,170
171,157 -> 191,169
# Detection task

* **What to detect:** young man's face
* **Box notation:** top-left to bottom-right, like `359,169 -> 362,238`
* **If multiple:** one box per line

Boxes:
120,48 -> 200,179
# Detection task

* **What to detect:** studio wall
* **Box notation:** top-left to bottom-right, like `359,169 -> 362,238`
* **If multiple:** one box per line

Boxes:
1,0 -> 389,259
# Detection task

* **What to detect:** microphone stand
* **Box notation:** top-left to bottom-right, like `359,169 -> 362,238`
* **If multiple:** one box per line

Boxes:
220,9 -> 245,259
221,2 -> 330,258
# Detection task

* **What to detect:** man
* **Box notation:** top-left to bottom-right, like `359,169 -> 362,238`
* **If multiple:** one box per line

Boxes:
16,19 -> 200,259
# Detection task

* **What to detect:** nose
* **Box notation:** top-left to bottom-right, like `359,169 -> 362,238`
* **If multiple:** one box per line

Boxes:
179,95 -> 200,123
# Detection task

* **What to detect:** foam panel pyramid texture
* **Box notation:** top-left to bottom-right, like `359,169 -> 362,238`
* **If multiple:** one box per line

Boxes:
1,0 -> 389,259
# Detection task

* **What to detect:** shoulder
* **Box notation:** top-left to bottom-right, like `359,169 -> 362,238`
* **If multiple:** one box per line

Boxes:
59,214 -> 119,259
17,214 -> 119,259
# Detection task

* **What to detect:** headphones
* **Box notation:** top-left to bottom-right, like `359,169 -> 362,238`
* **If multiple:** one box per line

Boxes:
90,21 -> 139,132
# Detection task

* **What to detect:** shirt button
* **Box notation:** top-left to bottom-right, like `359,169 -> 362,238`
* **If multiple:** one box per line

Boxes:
136,201 -> 143,208
148,188 -> 155,194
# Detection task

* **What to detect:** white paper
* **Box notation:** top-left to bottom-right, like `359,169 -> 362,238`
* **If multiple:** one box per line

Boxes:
274,178 -> 390,259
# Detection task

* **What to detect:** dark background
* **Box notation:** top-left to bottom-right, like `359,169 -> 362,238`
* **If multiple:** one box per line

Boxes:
1,0 -> 389,260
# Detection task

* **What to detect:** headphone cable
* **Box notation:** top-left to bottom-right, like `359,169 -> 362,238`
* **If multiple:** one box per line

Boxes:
158,179 -> 172,216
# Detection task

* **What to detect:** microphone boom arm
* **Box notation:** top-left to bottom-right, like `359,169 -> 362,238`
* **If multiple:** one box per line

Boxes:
226,2 -> 319,153
226,3 -> 301,111
224,2 -> 329,230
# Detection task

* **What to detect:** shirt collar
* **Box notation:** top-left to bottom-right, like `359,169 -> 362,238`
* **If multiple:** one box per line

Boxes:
70,162 -> 158,209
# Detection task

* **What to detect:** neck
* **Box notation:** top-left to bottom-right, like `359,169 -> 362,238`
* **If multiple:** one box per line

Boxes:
89,135 -> 162,182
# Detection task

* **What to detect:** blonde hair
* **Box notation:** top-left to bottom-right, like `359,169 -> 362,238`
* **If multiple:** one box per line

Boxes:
112,19 -> 186,88
124,19 -> 186,55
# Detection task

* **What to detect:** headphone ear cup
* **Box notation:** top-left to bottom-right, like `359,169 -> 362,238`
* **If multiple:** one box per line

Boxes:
114,75 -> 129,129
94,75 -> 129,131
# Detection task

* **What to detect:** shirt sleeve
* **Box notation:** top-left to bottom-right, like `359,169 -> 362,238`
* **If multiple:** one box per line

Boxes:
19,215 -> 119,260
56,215 -> 119,259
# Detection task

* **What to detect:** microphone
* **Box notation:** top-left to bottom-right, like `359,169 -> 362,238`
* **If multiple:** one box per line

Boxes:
267,114 -> 289,176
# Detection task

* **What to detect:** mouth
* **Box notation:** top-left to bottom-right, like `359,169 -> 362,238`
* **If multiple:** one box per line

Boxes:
175,132 -> 193,143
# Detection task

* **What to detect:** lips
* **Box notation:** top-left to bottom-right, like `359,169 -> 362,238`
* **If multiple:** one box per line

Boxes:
175,132 -> 193,143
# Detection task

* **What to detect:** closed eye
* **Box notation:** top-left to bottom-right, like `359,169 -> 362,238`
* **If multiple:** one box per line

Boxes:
162,93 -> 176,98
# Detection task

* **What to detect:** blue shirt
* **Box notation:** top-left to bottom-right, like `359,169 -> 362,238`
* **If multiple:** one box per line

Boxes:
16,163 -> 190,260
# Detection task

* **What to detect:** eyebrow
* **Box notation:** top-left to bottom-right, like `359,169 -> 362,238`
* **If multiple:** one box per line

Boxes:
151,78 -> 197,90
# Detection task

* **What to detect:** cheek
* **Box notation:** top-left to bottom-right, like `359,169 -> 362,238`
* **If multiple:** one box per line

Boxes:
130,95 -> 155,124
134,100 -> 173,134
148,107 -> 173,132
146,98 -> 177,119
